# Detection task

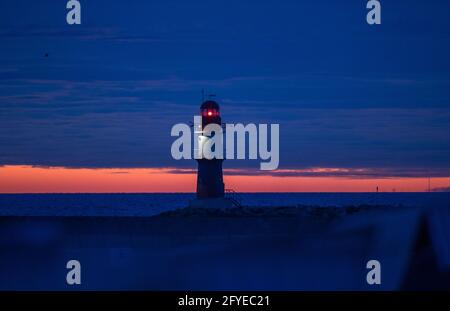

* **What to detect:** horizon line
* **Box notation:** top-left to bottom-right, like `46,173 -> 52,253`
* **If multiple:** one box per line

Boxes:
1,165 -> 449,193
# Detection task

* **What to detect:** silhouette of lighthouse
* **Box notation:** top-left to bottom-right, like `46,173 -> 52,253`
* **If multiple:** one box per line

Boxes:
189,99 -> 234,208
196,100 -> 225,199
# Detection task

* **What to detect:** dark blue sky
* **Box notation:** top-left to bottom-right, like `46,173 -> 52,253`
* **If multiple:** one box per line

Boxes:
1,0 -> 450,177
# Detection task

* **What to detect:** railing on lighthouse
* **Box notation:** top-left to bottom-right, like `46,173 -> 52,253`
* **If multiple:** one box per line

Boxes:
225,189 -> 243,208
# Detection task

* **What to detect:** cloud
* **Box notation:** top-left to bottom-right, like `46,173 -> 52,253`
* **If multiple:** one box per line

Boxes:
432,187 -> 450,192
0,25 -> 239,44
1,76 -> 450,173
0,27 -> 157,42
167,167 -> 450,179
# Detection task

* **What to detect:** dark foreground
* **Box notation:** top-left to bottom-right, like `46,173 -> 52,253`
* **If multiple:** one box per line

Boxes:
0,205 -> 449,290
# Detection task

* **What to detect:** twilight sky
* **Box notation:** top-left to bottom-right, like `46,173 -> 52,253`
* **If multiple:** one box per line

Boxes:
1,0 -> 450,192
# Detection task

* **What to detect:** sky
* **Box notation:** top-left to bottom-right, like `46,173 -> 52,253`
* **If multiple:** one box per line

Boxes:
1,0 -> 450,192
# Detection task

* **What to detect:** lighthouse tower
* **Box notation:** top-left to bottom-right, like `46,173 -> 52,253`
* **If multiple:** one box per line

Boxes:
189,100 -> 234,208
196,100 -> 225,199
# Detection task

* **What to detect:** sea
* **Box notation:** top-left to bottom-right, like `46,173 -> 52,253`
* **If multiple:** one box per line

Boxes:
0,192 -> 449,216
1,192 -> 450,290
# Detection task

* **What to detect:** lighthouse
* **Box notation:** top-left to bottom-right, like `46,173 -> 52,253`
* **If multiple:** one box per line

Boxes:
189,100 -> 234,208
196,100 -> 225,199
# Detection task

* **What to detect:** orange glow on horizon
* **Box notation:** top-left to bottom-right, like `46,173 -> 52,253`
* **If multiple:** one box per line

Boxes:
0,165 -> 449,194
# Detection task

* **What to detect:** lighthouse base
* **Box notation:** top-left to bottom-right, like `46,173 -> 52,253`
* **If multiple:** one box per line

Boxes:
188,198 -> 236,209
